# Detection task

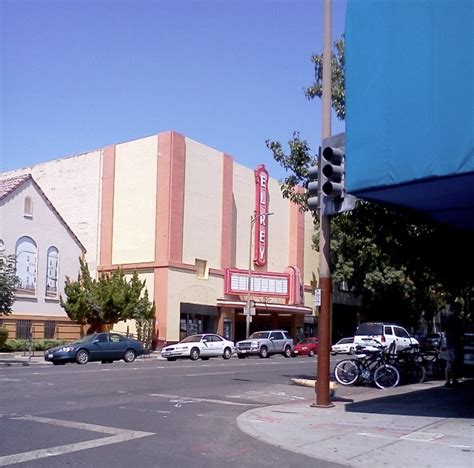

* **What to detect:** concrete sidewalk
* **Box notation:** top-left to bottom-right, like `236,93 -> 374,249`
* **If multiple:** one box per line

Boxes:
237,379 -> 474,467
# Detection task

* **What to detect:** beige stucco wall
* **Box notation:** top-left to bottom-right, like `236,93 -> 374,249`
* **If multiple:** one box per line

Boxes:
112,270 -> 155,336
166,268 -> 223,341
112,136 -> 157,264
182,138 -> 223,268
232,163 -> 255,270
0,151 -> 102,275
0,180 -> 83,316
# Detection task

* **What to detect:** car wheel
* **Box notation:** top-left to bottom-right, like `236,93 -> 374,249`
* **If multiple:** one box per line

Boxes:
259,346 -> 268,358
123,349 -> 136,363
309,349 -> 315,357
283,346 -> 292,358
190,347 -> 200,361
76,349 -> 89,365
237,354 -> 247,359
53,361 -> 65,366
223,347 -> 232,359
167,357 -> 177,362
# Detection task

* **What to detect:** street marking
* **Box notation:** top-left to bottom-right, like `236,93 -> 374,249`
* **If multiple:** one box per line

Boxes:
186,371 -> 236,377
148,393 -> 257,406
0,415 -> 154,466
358,431 -> 471,449
119,406 -> 171,414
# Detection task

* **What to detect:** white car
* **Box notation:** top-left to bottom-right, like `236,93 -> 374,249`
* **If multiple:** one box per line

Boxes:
353,322 -> 419,352
331,337 -> 354,355
161,334 -> 234,361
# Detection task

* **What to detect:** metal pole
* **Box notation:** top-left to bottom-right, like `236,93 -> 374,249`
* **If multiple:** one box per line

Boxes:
246,213 -> 255,339
313,0 -> 334,408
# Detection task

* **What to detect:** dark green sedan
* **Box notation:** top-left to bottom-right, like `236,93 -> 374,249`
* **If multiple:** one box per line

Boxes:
44,332 -> 145,365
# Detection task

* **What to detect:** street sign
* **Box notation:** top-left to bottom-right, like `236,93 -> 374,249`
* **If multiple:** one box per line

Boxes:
315,288 -> 322,306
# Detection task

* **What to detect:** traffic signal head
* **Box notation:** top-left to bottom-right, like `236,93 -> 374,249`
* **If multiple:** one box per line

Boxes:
321,146 -> 345,198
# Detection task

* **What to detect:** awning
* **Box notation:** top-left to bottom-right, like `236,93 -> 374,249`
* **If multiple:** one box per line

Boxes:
216,298 -> 313,315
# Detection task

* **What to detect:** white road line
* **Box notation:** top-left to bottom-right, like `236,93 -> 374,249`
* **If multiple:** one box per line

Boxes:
119,406 -> 171,414
358,432 -> 471,449
0,416 -> 154,467
186,371 -> 236,377
148,393 -> 257,406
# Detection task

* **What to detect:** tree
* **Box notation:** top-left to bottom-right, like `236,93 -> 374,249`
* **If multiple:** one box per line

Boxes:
266,35 -> 473,330
0,252 -> 17,316
60,258 -> 155,335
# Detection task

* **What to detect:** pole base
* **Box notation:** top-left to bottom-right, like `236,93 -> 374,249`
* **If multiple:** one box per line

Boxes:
310,402 -> 335,408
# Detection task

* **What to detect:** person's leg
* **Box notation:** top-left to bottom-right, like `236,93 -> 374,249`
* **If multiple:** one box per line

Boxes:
445,349 -> 454,386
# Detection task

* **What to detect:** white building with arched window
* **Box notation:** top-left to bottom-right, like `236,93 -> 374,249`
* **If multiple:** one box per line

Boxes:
0,175 -> 85,340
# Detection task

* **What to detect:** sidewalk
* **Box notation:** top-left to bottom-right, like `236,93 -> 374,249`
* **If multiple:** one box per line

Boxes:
237,379 -> 474,467
0,351 -> 165,366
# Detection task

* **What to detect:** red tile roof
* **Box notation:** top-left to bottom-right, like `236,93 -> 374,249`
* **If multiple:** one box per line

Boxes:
0,174 -> 31,200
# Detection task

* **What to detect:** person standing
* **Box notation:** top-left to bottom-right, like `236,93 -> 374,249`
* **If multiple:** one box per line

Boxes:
443,302 -> 464,388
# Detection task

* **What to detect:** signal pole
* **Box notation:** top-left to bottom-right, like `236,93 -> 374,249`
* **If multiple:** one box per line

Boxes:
313,0 -> 334,408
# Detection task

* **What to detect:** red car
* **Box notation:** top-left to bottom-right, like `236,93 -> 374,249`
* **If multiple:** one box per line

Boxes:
293,337 -> 318,357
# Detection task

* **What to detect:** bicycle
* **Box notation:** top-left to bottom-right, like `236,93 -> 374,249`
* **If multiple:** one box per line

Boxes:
334,342 -> 400,389
389,344 -> 426,384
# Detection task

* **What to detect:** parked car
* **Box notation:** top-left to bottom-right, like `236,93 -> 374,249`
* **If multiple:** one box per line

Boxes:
464,333 -> 474,370
293,337 -> 318,357
44,332 -> 145,365
160,334 -> 234,361
236,330 -> 294,359
331,337 -> 354,355
353,322 -> 419,352
425,332 -> 444,350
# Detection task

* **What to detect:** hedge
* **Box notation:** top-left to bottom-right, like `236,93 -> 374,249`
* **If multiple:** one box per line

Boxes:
0,339 -> 68,352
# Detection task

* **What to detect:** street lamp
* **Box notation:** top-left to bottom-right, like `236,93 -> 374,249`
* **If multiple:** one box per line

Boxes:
246,211 -> 273,338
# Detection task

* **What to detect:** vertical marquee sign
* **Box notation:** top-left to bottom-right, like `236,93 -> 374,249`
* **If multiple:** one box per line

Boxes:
254,164 -> 269,266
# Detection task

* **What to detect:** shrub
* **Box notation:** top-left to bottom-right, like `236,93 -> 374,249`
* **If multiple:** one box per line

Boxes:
0,327 -> 8,348
0,339 -> 67,352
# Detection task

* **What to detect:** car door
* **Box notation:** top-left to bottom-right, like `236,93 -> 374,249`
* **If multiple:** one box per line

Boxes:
269,331 -> 285,353
394,326 -> 411,351
108,333 -> 127,359
90,333 -> 110,361
210,334 -> 225,357
200,335 -> 213,357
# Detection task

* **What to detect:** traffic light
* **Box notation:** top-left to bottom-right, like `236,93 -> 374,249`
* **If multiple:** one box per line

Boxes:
307,163 -> 320,212
321,146 -> 345,198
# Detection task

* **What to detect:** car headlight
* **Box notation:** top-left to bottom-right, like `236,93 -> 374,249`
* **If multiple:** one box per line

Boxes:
58,346 -> 75,352
250,342 -> 259,349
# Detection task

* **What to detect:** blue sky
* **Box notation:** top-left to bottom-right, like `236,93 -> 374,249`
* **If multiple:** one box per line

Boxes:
1,0 -> 346,180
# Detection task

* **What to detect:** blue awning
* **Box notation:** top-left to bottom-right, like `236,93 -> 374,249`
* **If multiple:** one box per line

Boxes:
345,0 -> 474,231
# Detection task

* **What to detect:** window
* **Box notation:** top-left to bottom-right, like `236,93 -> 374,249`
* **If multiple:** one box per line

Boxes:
16,320 -> 32,340
44,321 -> 57,339
24,197 -> 33,218
110,334 -> 126,343
15,236 -> 37,294
45,247 -> 59,297
270,332 -> 284,340
97,334 -> 108,343
195,259 -> 208,279
384,326 -> 393,335
394,327 -> 409,338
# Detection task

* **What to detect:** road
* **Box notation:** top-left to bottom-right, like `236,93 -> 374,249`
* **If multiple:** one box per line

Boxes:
0,355 -> 356,468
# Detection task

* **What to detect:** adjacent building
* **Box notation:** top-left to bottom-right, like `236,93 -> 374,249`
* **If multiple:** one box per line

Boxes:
0,174 -> 85,340
1,131 -> 318,346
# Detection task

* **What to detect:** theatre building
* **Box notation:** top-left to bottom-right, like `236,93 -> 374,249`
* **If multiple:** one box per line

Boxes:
1,131 -> 318,345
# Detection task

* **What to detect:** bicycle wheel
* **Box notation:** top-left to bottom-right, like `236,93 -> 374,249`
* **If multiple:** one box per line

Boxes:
407,363 -> 426,384
334,359 -> 360,386
374,364 -> 400,389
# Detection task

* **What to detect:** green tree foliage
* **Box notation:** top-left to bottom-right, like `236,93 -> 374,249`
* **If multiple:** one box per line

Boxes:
60,258 -> 155,333
266,35 -> 474,329
0,252 -> 17,316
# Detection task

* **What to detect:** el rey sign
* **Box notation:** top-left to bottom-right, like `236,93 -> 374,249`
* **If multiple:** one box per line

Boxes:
254,164 -> 269,267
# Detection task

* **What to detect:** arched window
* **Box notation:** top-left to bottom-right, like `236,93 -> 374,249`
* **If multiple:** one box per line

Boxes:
15,236 -> 37,294
45,246 -> 59,297
24,197 -> 33,217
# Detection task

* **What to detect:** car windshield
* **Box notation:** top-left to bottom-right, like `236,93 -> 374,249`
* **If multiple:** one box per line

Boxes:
249,332 -> 270,339
298,338 -> 314,344
355,323 -> 383,336
180,335 -> 202,343
71,335 -> 97,344
339,338 -> 353,344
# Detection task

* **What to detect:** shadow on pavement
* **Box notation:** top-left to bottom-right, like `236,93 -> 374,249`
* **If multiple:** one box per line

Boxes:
345,378 -> 474,419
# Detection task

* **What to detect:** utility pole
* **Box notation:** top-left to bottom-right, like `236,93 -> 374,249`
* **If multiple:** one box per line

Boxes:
313,0 -> 334,408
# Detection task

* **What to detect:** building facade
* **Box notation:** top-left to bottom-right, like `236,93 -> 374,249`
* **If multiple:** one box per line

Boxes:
1,132 -> 318,345
0,175 -> 85,340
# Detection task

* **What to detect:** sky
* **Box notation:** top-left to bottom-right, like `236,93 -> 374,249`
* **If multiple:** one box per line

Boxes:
1,0 -> 346,180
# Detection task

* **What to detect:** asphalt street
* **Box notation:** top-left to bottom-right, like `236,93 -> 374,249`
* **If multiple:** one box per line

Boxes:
0,355 -> 350,468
